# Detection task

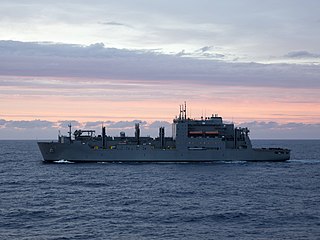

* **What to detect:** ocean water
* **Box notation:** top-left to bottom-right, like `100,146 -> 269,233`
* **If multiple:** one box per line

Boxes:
0,140 -> 319,240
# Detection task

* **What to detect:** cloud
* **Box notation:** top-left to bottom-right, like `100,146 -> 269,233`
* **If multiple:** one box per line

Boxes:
193,46 -> 225,59
0,119 -> 54,129
58,120 -> 81,128
99,21 -> 132,28
175,50 -> 190,57
240,121 -> 279,129
239,121 -> 320,130
0,40 -> 120,58
1,40 -> 320,89
0,118 -> 319,139
285,50 -> 320,59
106,120 -> 147,129
239,121 -> 320,139
147,121 -> 171,129
196,46 -> 214,53
1,0 -> 320,63
0,119 -> 171,139
84,121 -> 104,129
176,46 -> 225,59
0,119 -> 6,126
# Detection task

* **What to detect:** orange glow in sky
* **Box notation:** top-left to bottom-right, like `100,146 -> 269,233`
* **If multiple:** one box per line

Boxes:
1,76 -> 319,124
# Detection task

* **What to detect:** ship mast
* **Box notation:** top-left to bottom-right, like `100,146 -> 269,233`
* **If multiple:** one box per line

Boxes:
178,102 -> 187,120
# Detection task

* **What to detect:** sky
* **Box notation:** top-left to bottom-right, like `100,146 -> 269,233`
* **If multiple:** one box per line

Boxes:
0,0 -> 319,139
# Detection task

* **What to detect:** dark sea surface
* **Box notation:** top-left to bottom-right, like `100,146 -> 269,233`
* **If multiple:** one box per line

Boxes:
0,140 -> 320,240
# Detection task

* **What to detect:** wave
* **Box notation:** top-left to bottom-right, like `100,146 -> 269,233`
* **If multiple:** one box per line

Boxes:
53,159 -> 74,164
288,159 -> 320,164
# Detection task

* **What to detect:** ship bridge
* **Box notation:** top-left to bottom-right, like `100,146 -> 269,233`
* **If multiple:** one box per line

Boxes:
173,103 -> 251,150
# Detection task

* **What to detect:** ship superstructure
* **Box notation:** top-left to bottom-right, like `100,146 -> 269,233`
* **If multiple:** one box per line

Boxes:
38,104 -> 290,162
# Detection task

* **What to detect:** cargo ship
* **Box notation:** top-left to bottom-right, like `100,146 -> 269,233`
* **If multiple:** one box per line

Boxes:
38,104 -> 290,162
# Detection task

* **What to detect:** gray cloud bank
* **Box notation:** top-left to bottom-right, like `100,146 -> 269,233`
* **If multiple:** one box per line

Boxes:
285,51 -> 320,59
0,118 -> 319,139
0,119 -> 172,139
239,121 -> 320,139
1,40 -> 320,88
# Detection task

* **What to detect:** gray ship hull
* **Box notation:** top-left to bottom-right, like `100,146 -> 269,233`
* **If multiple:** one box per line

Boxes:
38,142 -> 290,163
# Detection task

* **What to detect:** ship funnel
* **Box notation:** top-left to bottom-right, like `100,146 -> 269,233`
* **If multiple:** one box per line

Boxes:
159,127 -> 165,149
102,126 -> 106,148
68,123 -> 72,142
135,123 -> 140,145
